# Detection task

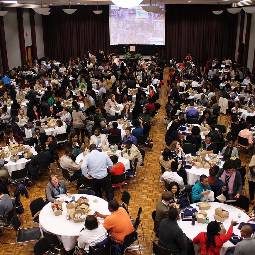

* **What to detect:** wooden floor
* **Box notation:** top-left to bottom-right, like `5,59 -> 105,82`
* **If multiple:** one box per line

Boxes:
0,71 -> 252,255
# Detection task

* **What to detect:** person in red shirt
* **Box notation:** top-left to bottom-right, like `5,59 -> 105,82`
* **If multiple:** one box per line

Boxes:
109,155 -> 125,176
193,220 -> 237,255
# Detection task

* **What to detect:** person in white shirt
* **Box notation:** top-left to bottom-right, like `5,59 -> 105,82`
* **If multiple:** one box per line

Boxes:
90,128 -> 109,150
77,215 -> 107,252
54,120 -> 67,136
160,160 -> 184,189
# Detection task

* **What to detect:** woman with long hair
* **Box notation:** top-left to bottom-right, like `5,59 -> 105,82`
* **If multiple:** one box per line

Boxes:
193,220 -> 236,255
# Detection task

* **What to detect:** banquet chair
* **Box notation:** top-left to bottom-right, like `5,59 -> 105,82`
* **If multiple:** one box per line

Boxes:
29,197 -> 46,223
78,187 -> 96,195
10,167 -> 30,185
121,191 -> 131,214
187,117 -> 199,124
10,215 -> 42,243
61,167 -> 73,183
111,173 -> 127,189
183,143 -> 197,155
42,230 -> 63,254
215,124 -> 227,134
89,237 -> 111,255
152,240 -> 176,255
237,136 -> 249,148
34,238 -> 51,255
56,133 -> 69,147
246,116 -> 255,126
108,134 -> 121,145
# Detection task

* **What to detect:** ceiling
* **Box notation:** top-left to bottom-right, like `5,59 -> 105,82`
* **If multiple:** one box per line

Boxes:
0,0 -> 254,7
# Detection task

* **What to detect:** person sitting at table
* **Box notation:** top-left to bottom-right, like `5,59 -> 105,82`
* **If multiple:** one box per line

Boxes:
45,175 -> 68,202
17,108 -> 28,126
221,139 -> 239,160
238,122 -> 254,145
199,110 -> 213,125
77,215 -> 107,252
234,224 -> 255,255
159,148 -> 173,173
197,94 -> 208,107
220,159 -> 249,211
59,146 -> 82,182
201,136 -> 218,154
108,122 -> 121,144
46,105 -> 57,118
54,120 -> 66,136
132,119 -> 144,143
168,140 -> 185,162
186,126 -> 202,152
191,175 -> 214,203
0,186 -> 13,226
31,127 -> 47,149
165,120 -> 180,146
27,105 -> 40,122
158,207 -> 189,255
68,133 -> 83,159
95,200 -> 134,244
208,165 -> 224,198
57,107 -> 72,129
104,94 -> 120,118
193,220 -> 237,255
122,127 -> 137,146
160,160 -> 184,189
122,141 -> 143,176
186,101 -> 199,119
90,128 -> 109,151
109,155 -> 125,176
121,103 -> 133,120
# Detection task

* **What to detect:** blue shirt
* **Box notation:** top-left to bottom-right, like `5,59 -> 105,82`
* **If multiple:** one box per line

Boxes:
1,75 -> 11,85
132,127 -> 144,139
186,107 -> 199,118
122,135 -> 137,145
81,150 -> 113,179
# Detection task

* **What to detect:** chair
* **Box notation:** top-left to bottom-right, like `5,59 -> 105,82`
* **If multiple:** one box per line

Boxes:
187,117 -> 199,124
121,191 -> 131,214
89,238 -> 111,255
183,143 -> 197,155
111,173 -> 127,188
10,168 -> 29,185
56,133 -> 68,146
153,240 -> 176,255
133,207 -> 142,230
42,230 -> 63,253
237,136 -> 249,147
11,215 -> 42,243
34,238 -> 51,255
29,197 -> 46,223
246,116 -> 255,126
78,188 -> 96,195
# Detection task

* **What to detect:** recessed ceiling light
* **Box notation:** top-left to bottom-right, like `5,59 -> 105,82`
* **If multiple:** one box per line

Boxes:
188,0 -> 192,2
77,2 -> 81,4
1,1 -> 18,3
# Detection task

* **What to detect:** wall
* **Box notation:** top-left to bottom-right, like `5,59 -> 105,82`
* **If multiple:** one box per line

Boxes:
34,13 -> 45,59
3,9 -> 21,69
247,13 -> 255,72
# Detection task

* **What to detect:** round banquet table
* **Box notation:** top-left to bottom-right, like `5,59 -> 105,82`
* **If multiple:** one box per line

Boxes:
178,202 -> 250,255
4,145 -> 37,175
186,166 -> 209,185
39,194 -> 110,251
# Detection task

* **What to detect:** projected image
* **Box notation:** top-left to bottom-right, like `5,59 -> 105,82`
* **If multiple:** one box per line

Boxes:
109,5 -> 165,45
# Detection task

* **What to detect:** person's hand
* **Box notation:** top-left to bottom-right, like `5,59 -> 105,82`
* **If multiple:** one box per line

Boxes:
234,194 -> 240,199
231,220 -> 238,226
66,192 -> 71,197
202,190 -> 210,196
94,211 -> 103,218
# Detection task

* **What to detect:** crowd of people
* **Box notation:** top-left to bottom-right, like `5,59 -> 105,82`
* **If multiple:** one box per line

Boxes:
1,51 -> 255,255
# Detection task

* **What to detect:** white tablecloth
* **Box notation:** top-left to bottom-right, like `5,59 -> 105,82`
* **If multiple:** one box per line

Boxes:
178,202 -> 250,255
4,145 -> 37,175
239,109 -> 255,120
39,194 -> 110,251
186,167 -> 210,185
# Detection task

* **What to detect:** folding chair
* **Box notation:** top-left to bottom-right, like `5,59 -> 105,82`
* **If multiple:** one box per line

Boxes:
29,197 -> 46,223
183,143 -> 197,155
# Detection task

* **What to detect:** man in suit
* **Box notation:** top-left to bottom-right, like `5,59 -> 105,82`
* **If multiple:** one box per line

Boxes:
201,135 -> 218,154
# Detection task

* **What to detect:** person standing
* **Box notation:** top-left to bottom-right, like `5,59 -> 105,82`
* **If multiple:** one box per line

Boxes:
81,144 -> 113,201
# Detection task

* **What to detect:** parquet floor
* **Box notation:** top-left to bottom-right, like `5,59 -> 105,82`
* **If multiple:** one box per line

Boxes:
0,70 -> 252,255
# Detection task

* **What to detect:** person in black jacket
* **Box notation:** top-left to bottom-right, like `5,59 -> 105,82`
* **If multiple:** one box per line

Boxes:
201,136 -> 218,154
186,126 -> 202,152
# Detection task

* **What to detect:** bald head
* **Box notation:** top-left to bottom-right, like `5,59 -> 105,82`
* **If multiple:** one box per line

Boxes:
240,224 -> 253,238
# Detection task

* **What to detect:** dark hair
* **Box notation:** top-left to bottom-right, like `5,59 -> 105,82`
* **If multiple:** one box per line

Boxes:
171,160 -> 179,172
206,221 -> 221,248
168,182 -> 180,195
209,165 -> 219,177
162,148 -> 171,161
191,126 -> 201,136
112,122 -> 118,129
168,207 -> 179,221
162,191 -> 173,201
63,146 -> 72,155
108,200 -> 119,211
200,174 -> 208,182
110,155 -> 118,164
85,215 -> 98,230
223,159 -> 236,171
89,144 -> 97,151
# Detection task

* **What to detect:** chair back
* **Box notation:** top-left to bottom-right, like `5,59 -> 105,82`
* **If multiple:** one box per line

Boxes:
121,191 -> 131,205
30,197 -> 46,217
237,136 -> 249,146
215,124 -> 227,134
78,188 -> 96,195
42,230 -> 61,246
111,173 -> 126,185
108,135 -> 121,145
123,231 -> 138,249
56,133 -> 68,144
11,215 -> 21,231
153,241 -> 177,255
34,238 -> 51,255
89,238 -> 110,255
133,207 -> 142,230
10,168 -> 28,184
183,143 -> 197,155
187,117 -> 199,124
